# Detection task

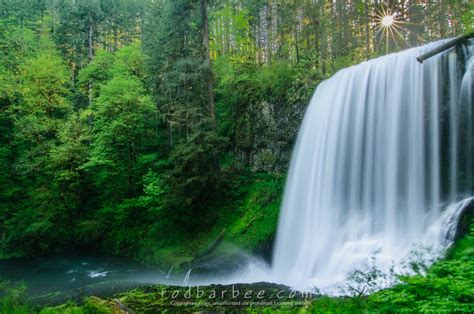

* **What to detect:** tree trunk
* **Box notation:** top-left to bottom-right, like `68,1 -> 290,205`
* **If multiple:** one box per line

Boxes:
113,19 -> 118,51
200,0 -> 220,172
294,24 -> 300,63
417,33 -> 474,63
88,13 -> 94,61
320,0 -> 326,76
364,0 -> 371,59
128,141 -> 134,197
200,0 -> 216,130
88,13 -> 94,107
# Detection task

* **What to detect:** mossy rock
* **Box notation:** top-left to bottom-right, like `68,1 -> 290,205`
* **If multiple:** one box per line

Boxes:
454,199 -> 474,241
114,282 -> 312,313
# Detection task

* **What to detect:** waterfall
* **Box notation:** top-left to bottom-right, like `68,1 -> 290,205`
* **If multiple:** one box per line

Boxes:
165,265 -> 174,279
184,268 -> 192,285
271,39 -> 474,294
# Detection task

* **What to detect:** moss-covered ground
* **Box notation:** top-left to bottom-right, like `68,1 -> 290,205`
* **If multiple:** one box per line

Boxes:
1,221 -> 472,313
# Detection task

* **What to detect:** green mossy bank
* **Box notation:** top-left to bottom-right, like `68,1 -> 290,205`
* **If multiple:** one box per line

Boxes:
1,215 -> 473,313
128,172 -> 285,272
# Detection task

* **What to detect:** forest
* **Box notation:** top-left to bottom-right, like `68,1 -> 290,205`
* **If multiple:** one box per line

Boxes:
0,0 -> 473,313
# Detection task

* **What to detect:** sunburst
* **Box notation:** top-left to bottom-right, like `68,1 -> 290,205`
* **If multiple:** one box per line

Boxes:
374,5 -> 410,53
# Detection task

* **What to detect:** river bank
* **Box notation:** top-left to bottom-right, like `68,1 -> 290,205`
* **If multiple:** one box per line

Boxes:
1,224 -> 472,313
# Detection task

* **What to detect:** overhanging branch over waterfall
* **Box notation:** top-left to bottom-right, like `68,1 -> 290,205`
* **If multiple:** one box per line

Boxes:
417,32 -> 474,63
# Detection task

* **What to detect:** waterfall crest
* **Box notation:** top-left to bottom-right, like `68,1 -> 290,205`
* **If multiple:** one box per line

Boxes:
272,40 -> 474,294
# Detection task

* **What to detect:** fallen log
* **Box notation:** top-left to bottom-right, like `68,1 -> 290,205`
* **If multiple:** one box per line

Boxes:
192,228 -> 226,263
112,298 -> 135,314
417,32 -> 474,63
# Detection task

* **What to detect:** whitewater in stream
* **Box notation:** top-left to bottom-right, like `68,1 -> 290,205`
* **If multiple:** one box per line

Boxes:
265,39 -> 474,294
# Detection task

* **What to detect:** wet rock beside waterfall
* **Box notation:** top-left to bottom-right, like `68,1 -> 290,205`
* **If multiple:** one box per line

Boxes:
454,199 -> 474,241
235,100 -> 306,172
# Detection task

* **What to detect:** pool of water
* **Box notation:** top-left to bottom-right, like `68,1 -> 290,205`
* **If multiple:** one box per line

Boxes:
0,252 -> 168,300
0,247 -> 270,305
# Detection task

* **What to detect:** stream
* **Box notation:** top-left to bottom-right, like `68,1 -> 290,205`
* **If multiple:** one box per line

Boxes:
0,252 -> 172,304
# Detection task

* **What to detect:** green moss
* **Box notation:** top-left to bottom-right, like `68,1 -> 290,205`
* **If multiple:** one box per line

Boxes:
40,302 -> 85,314
39,297 -> 120,314
446,224 -> 474,261
223,173 -> 284,251
128,172 -> 285,271
367,223 -> 474,313
105,283 -> 310,313
0,280 -> 30,314
307,297 -> 369,314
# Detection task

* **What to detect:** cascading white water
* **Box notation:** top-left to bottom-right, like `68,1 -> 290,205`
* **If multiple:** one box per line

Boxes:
184,268 -> 192,285
271,39 -> 474,294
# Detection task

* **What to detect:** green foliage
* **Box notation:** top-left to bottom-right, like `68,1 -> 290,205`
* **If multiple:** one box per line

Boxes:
39,297 -> 114,314
223,173 -> 285,251
214,59 -> 302,167
460,2 -> 474,33
77,50 -> 115,96
0,280 -> 29,313
85,75 -> 156,200
307,296 -> 368,314
164,131 -> 225,213
40,303 -> 86,314
0,41 -> 75,255
369,224 -> 474,313
0,23 -> 42,72
115,172 -> 284,269
14,50 -> 72,176
112,44 -> 145,78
